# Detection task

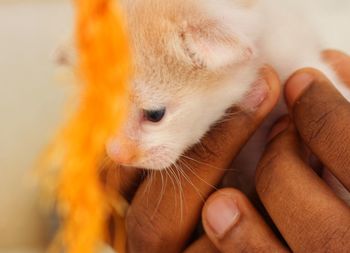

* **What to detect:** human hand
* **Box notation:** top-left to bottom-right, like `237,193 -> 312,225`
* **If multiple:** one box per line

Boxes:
200,50 -> 350,253
109,66 -> 281,253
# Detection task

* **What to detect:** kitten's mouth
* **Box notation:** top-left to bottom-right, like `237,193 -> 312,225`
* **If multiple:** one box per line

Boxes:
106,140 -> 178,171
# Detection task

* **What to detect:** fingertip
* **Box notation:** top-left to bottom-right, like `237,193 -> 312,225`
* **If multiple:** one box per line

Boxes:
203,189 -> 289,253
202,188 -> 261,239
255,65 -> 281,118
240,65 -> 280,113
322,49 -> 350,87
322,49 -> 350,63
285,68 -> 322,108
261,64 -> 279,82
204,191 -> 241,239
261,65 -> 281,100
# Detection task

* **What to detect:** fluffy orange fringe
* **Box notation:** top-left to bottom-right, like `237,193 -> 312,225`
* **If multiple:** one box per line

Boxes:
51,0 -> 130,252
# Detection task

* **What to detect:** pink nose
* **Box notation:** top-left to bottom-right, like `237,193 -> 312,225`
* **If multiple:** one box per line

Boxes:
106,139 -> 136,165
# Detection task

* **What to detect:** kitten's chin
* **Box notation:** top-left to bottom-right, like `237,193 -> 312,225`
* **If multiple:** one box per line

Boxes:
111,155 -> 176,171
133,146 -> 182,171
106,142 -> 183,171
131,159 -> 177,171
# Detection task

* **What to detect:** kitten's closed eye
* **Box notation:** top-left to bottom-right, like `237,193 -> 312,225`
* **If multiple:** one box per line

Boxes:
143,108 -> 166,123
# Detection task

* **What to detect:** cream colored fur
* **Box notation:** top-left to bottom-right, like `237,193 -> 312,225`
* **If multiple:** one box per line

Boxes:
108,0 -> 262,169
106,0 -> 350,172
105,0 -> 350,201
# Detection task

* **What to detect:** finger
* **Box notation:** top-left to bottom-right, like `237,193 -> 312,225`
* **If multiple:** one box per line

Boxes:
184,236 -> 220,253
256,120 -> 350,253
103,166 -> 141,250
103,165 -> 141,202
126,66 -> 281,253
202,189 -> 290,253
285,68 -> 350,191
322,50 -> 350,86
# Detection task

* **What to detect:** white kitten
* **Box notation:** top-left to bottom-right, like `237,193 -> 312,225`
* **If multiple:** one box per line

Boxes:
106,0 -> 348,167
101,0 -> 350,200
107,0 -> 261,169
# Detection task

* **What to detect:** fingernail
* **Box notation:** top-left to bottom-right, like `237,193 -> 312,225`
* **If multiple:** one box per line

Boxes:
206,195 -> 240,238
240,78 -> 269,111
267,116 -> 290,142
286,72 -> 314,107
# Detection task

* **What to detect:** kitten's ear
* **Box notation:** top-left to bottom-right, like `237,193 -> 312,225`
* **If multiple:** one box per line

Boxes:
179,20 -> 255,70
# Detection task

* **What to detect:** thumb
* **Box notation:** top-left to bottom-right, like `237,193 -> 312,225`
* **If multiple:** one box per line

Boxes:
202,189 -> 289,253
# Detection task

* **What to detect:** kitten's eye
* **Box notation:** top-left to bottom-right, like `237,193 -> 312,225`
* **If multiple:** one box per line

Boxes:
143,108 -> 166,123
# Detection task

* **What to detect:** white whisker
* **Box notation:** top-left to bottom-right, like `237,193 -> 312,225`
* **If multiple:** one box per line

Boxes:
177,160 -> 205,203
151,169 -> 166,219
171,163 -> 185,222
180,159 -> 218,192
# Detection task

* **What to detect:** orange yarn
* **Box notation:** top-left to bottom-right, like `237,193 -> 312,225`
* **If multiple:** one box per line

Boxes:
50,0 -> 130,252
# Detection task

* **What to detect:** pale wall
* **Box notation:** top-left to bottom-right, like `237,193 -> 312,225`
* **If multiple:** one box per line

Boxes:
0,1 -> 72,252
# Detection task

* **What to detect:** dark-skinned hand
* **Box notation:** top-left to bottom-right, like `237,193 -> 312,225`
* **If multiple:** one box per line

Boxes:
200,50 -> 350,253
110,50 -> 350,253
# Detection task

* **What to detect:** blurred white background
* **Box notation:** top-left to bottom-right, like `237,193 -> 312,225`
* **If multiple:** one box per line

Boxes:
0,1 -> 349,253
0,1 -> 72,253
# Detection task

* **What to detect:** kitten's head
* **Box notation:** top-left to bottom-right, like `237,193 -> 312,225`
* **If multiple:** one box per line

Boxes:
106,0 -> 261,170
